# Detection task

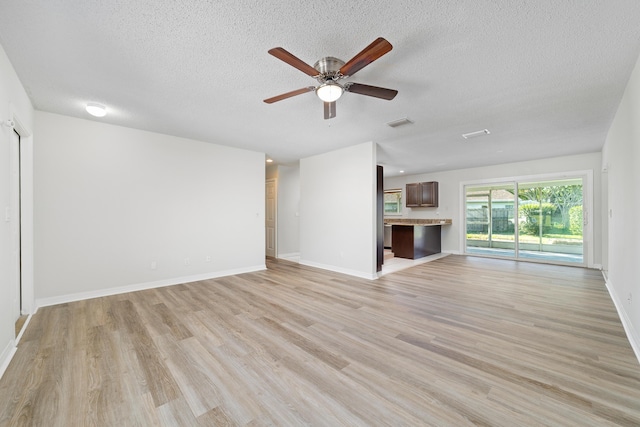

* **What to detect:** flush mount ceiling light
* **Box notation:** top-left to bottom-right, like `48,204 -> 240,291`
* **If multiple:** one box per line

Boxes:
316,81 -> 343,103
86,102 -> 107,117
462,129 -> 490,139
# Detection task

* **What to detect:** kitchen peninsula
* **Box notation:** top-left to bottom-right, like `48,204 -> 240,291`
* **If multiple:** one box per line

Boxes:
384,218 -> 452,259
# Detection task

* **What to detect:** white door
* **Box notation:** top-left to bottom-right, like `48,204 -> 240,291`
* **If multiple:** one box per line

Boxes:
9,129 -> 22,323
265,179 -> 277,257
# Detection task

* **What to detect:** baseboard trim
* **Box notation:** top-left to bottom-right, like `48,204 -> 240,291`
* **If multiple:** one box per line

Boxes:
277,252 -> 300,262
443,250 -> 462,255
0,339 -> 17,380
298,259 -> 377,280
36,265 -> 267,308
603,275 -> 640,365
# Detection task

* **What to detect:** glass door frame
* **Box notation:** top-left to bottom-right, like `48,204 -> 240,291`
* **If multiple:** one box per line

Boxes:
465,182 -> 518,258
460,170 -> 594,268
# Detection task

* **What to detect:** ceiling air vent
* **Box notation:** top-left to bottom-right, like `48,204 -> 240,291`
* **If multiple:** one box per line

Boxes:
462,129 -> 490,139
386,117 -> 413,128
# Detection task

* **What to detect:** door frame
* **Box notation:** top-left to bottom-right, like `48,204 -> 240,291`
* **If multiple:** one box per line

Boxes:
265,178 -> 277,258
8,107 -> 34,316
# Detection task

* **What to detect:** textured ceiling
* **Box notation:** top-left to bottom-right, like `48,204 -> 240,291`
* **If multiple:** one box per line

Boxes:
1,1 -> 640,176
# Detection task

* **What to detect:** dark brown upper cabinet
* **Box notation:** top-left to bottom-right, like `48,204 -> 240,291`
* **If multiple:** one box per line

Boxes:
406,181 -> 438,207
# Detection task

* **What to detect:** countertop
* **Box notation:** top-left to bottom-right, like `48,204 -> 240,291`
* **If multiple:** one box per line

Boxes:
384,218 -> 452,226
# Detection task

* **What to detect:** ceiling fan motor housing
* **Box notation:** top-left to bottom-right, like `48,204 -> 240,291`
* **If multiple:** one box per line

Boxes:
314,56 -> 345,81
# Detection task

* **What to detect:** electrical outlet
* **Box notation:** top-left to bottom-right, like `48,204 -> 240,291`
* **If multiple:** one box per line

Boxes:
184,257 -> 190,266
205,256 -> 211,262
628,293 -> 633,304
150,261 -> 157,270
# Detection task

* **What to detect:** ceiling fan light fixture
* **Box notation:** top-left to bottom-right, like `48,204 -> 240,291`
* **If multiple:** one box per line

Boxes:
316,81 -> 343,103
86,102 -> 107,117
265,38 -> 396,118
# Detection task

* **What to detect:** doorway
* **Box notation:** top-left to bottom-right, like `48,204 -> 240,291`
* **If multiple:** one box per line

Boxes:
9,128 -> 25,336
265,179 -> 277,258
6,113 -> 34,338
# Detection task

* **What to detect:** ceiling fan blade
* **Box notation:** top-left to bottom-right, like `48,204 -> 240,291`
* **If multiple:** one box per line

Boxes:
324,101 -> 336,120
339,37 -> 393,77
264,87 -> 315,104
268,47 -> 319,77
345,83 -> 398,100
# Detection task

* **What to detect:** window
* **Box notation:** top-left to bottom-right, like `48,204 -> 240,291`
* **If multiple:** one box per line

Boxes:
384,189 -> 402,215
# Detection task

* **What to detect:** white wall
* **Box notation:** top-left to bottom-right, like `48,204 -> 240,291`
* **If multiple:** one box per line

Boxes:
276,164 -> 300,259
384,152 -> 602,266
34,112 -> 265,305
300,141 -> 377,279
0,43 -> 34,376
602,51 -> 640,360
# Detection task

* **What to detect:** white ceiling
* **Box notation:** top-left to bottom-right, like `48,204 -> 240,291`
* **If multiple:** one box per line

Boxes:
1,1 -> 640,177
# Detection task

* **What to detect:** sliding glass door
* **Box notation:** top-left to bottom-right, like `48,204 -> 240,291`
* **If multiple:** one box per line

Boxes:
465,177 -> 584,265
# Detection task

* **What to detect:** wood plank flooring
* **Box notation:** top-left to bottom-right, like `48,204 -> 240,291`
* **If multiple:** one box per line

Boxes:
14,316 -> 27,339
1,255 -> 639,426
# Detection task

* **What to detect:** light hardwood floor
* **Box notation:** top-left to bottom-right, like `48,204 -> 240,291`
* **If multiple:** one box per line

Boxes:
1,255 -> 639,426
13,316 -> 27,339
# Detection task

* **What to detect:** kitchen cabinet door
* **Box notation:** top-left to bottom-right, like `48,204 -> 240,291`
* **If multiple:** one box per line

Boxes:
405,181 -> 438,207
420,181 -> 438,207
406,183 -> 421,207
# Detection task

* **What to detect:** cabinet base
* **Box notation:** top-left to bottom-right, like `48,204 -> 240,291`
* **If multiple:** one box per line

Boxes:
391,225 -> 441,259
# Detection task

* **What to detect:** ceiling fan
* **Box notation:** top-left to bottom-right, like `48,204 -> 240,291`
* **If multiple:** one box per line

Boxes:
263,37 -> 398,119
